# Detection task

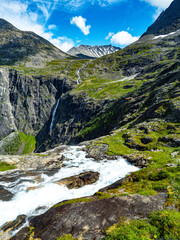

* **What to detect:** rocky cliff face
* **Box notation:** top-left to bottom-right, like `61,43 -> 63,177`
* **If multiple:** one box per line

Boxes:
0,67 -> 68,140
142,0 -> 180,37
67,44 -> 120,59
0,68 -> 17,139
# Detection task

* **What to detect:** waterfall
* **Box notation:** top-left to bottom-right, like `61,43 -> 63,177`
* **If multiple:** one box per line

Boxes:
49,98 -> 60,132
49,80 -> 65,132
77,68 -> 80,84
76,62 -> 89,84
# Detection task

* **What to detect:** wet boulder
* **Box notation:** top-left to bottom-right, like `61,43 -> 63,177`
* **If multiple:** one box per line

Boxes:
55,171 -> 100,189
0,185 -> 13,201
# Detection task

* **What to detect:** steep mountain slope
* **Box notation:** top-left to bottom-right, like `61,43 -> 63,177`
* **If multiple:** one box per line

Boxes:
0,19 -> 69,66
142,0 -> 180,37
67,44 -> 120,58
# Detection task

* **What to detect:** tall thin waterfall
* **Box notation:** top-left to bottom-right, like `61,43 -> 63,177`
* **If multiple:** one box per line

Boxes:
49,80 -> 64,132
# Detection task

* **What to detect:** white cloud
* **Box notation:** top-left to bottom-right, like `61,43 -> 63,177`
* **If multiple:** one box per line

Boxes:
48,24 -> 56,30
142,0 -> 173,20
70,16 -> 91,35
55,37 -> 74,52
142,0 -> 173,9
107,31 -> 139,46
105,32 -> 114,40
60,0 -> 126,10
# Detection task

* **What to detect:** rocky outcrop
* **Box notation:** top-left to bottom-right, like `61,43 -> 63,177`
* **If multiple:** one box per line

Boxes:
55,171 -> 100,189
158,136 -> 180,147
0,67 -> 69,142
0,215 -> 26,236
12,193 -> 167,240
0,145 -> 67,171
36,93 -> 106,151
9,69 -> 67,136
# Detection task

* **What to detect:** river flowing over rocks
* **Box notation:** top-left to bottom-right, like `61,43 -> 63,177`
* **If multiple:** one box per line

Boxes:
0,146 -> 139,235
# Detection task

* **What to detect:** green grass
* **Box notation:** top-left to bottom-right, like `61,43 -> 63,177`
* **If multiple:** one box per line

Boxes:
72,75 -> 144,100
86,121 -> 180,205
19,132 -> 36,154
0,161 -> 16,171
3,132 -> 36,155
7,59 -> 88,79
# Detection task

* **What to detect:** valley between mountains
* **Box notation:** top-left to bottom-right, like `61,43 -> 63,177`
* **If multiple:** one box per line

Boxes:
0,0 -> 180,239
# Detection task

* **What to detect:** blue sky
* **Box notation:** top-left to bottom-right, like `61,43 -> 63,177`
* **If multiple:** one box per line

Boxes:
0,0 -> 173,52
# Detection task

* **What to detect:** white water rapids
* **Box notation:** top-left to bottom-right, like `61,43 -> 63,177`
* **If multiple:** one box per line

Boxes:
0,146 -> 139,228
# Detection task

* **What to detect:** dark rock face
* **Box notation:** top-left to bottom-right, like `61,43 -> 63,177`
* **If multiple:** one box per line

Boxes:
12,193 -> 167,240
141,137 -> 153,144
55,171 -> 100,189
0,68 -> 66,140
36,93 -> 106,151
0,185 -> 13,201
142,0 -> 180,37
0,68 -> 17,139
158,136 -> 180,147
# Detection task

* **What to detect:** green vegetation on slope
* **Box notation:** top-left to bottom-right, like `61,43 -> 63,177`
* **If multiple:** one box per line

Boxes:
105,210 -> 180,240
8,58 -> 88,79
1,131 -> 36,155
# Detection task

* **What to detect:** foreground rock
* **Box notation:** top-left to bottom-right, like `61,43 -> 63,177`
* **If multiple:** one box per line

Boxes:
12,193 -> 167,240
55,171 -> 100,189
0,215 -> 26,237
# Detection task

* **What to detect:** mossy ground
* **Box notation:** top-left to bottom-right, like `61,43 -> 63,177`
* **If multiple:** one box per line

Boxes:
87,120 -> 180,207
0,161 -> 16,171
2,131 -> 36,155
57,235 -> 75,240
105,210 -> 180,240
8,58 -> 88,79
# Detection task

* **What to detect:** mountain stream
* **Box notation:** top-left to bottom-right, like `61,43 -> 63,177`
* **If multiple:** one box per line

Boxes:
0,146 -> 139,233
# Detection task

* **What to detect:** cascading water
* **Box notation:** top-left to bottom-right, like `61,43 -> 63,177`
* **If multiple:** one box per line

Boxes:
0,146 -> 139,228
49,98 -> 60,132
76,62 -> 89,84
49,80 -> 65,132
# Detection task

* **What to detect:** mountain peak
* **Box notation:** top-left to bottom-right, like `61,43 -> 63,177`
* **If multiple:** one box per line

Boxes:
142,0 -> 180,37
0,19 -> 18,31
68,45 -> 121,59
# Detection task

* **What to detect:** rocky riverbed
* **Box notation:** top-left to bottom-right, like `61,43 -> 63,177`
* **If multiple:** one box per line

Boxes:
0,145 -> 139,239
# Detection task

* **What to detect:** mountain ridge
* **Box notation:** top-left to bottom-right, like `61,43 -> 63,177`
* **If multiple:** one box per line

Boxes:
142,0 -> 180,37
0,18 -> 69,66
67,44 -> 121,59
